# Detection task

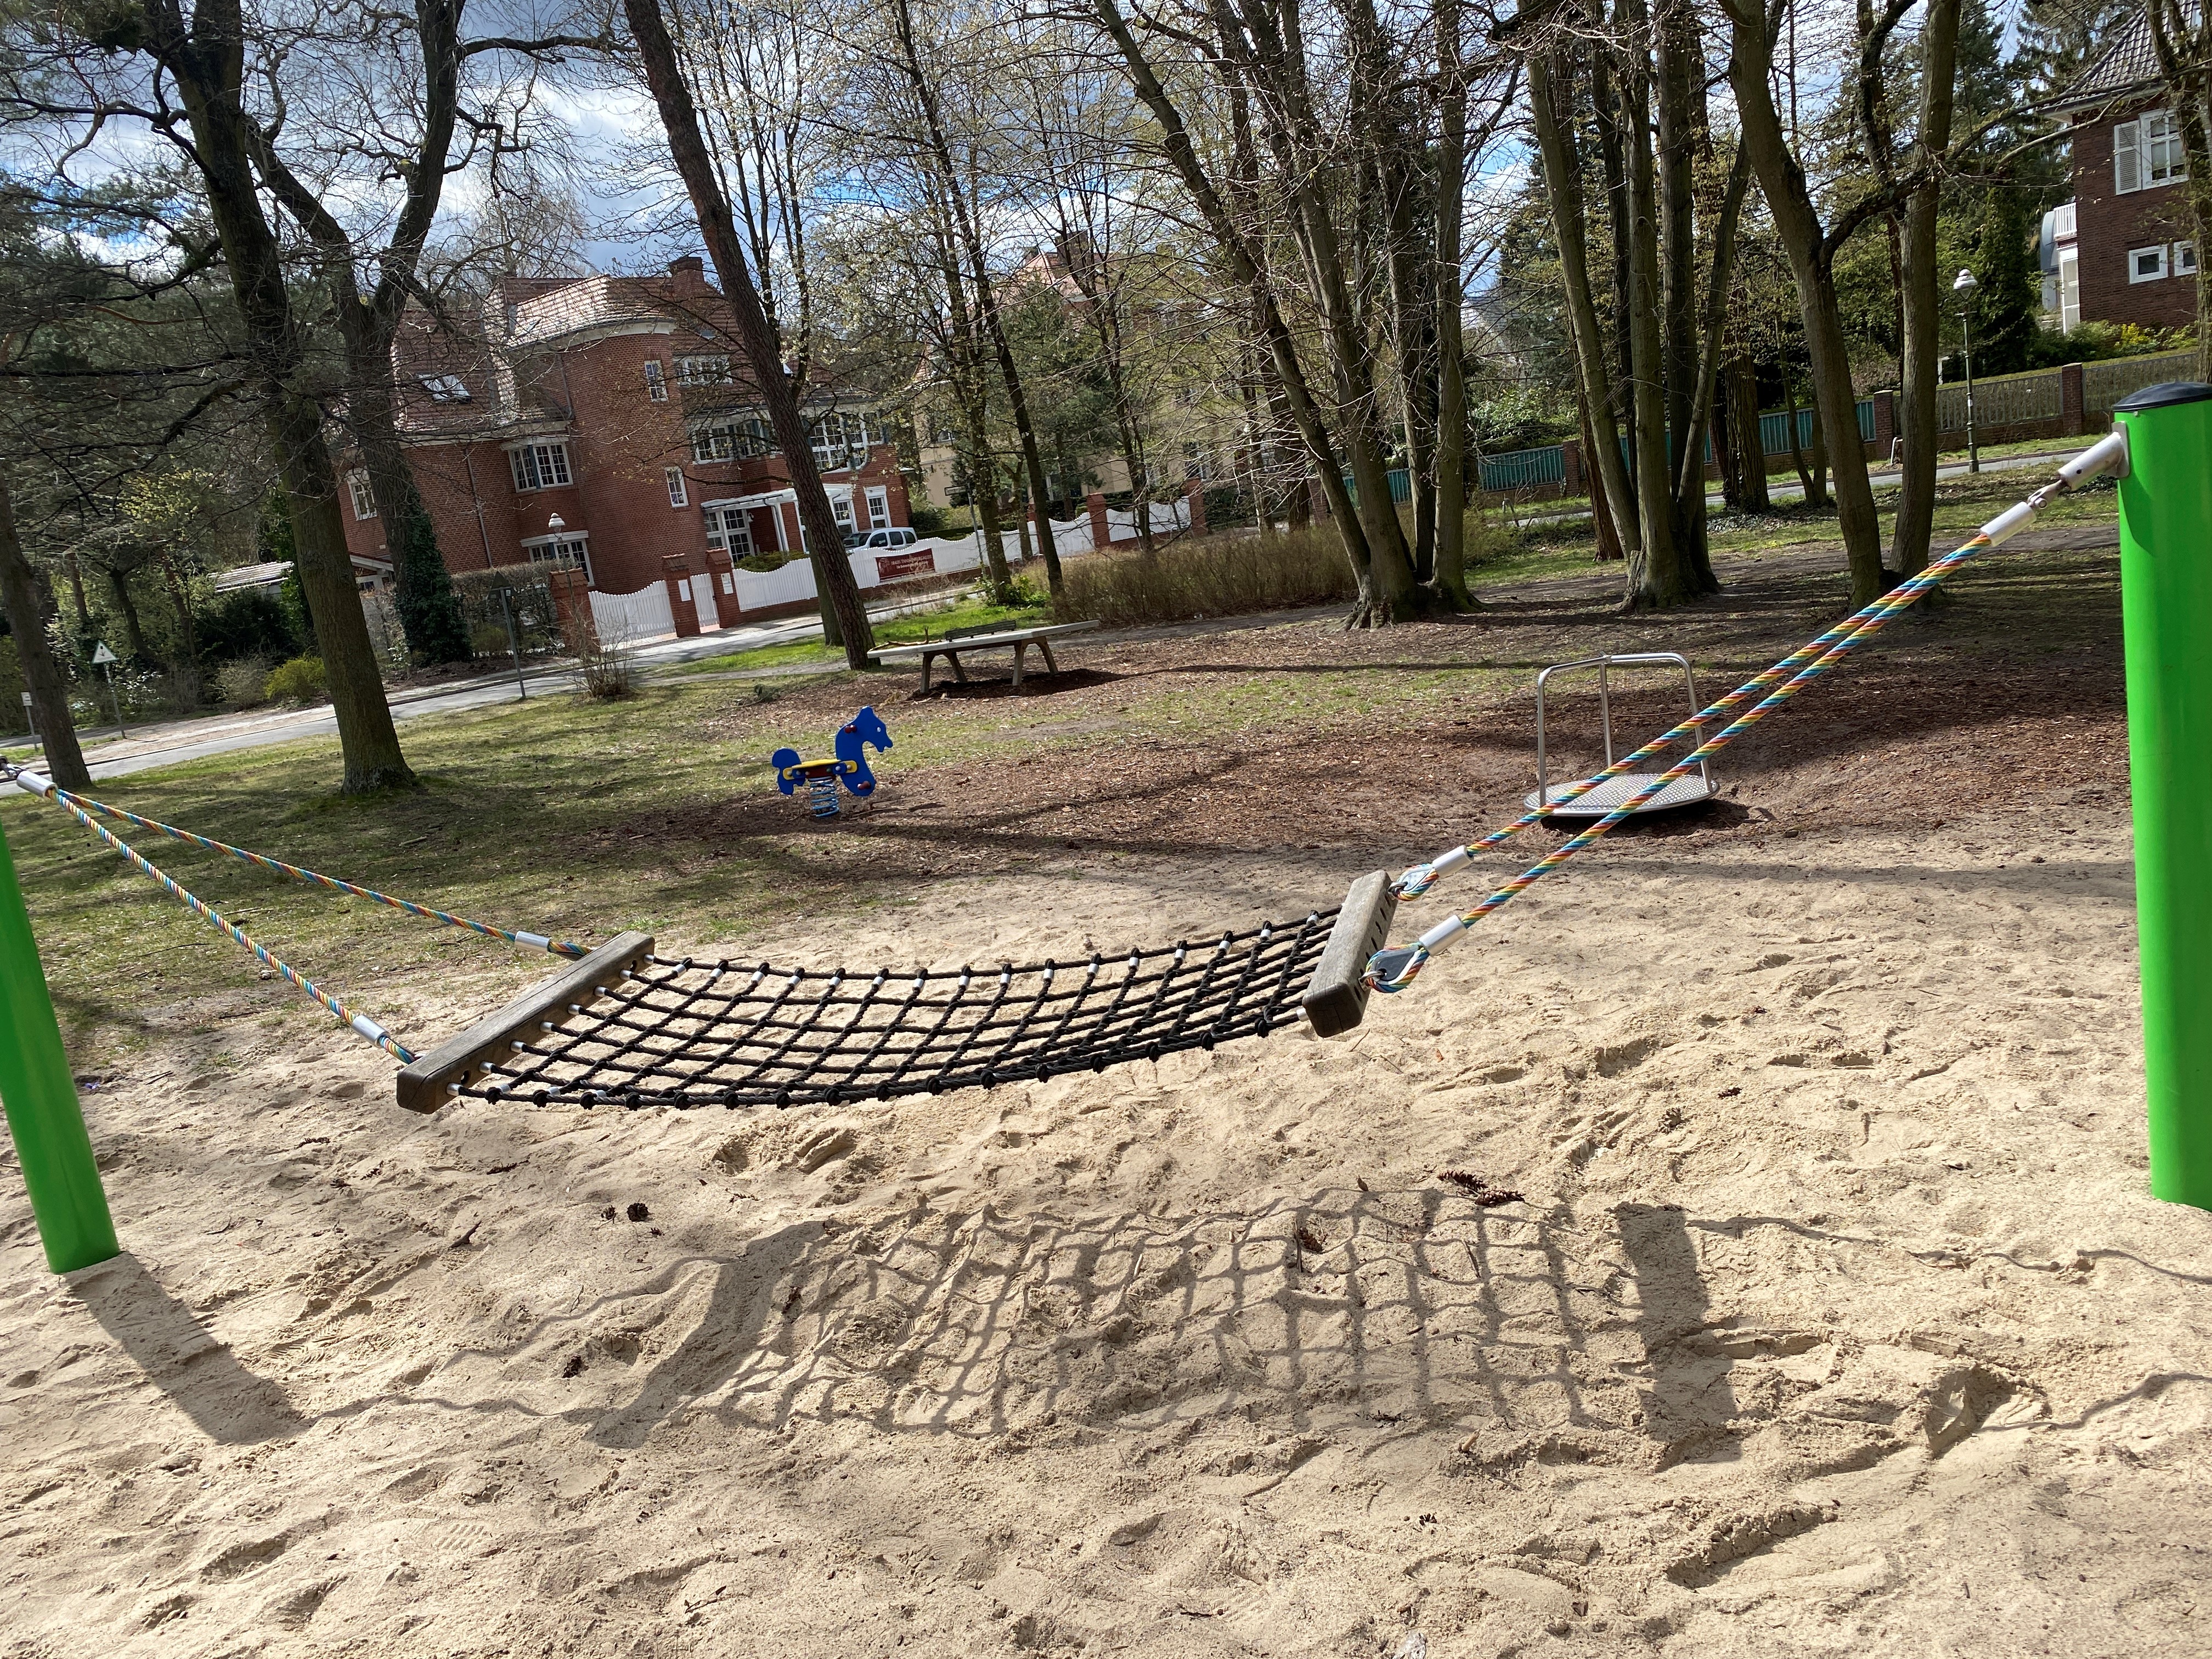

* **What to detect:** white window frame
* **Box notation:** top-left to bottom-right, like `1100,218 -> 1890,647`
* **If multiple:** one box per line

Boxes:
691,417 -> 773,465
702,504 -> 755,559
2129,244 -> 2169,284
417,373 -> 471,403
2117,111 -> 2190,195
509,441 -> 572,492
2179,241 -> 2200,278
644,359 -> 668,402
2145,110 -> 2187,185
665,466 -> 689,507
347,470 -> 377,521
865,485 -> 890,529
674,353 -> 732,386
832,494 -> 854,530
2058,247 -> 2081,333
519,531 -> 592,585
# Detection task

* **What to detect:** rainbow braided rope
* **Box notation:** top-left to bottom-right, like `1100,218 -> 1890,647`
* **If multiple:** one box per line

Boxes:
13,774 -> 415,1063
42,787 -> 585,960
1369,453 -> 2113,997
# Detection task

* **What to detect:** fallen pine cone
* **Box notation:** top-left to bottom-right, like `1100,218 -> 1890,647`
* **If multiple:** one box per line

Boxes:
1438,1170 -> 1525,1207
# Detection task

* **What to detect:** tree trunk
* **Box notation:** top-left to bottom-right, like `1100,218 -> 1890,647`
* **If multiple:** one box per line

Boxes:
1656,0 -> 1720,595
62,551 -> 90,633
1729,358 -> 1770,511
149,0 -> 414,792
1617,2 -> 1689,610
1432,0 -> 1474,607
1725,0 -> 1886,603
624,0 -> 874,665
273,395 -> 416,790
1530,49 -> 1643,572
156,548 -> 202,709
105,566 -> 149,663
1889,0 -> 1961,580
0,473 -> 90,789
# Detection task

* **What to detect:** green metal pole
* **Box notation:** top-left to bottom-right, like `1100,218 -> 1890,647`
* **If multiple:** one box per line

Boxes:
0,803 -> 119,1271
2114,380 -> 2212,1210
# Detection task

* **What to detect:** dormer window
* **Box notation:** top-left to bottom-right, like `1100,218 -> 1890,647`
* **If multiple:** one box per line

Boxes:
419,373 -> 472,403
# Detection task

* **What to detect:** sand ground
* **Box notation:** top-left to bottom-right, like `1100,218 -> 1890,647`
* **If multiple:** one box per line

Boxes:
5,785 -> 2210,1657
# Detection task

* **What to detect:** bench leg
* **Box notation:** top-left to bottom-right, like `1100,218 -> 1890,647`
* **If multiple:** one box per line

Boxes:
919,652 -> 933,693
1039,640 -> 1059,675
1012,643 -> 1026,690
950,652 -> 969,683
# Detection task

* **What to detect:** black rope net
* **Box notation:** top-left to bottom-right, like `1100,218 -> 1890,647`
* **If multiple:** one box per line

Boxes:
459,909 -> 1338,1109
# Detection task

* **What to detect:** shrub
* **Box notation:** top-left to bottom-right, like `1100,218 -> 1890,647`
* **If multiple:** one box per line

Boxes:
198,586 -> 302,666
471,622 -> 513,658
1054,524 -> 1358,627
216,656 -> 272,708
263,656 -> 326,705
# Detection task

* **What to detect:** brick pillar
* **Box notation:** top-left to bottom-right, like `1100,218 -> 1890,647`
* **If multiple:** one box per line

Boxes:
2061,362 -> 2086,437
1561,439 -> 1583,495
704,547 -> 743,627
1085,490 -> 1109,549
1185,480 -> 1207,538
1871,390 -> 1897,458
547,565 -> 594,648
661,554 -> 701,639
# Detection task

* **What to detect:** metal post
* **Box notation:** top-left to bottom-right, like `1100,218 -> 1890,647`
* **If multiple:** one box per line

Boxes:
101,664 -> 126,740
501,588 -> 527,702
19,689 -> 33,749
1960,310 -> 1979,473
0,807 -> 120,1272
2114,380 -> 2212,1209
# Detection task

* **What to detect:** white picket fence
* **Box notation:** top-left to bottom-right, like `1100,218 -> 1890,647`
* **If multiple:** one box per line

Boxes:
588,582 -> 674,644
1104,498 -> 1190,540
580,503 -> 1199,641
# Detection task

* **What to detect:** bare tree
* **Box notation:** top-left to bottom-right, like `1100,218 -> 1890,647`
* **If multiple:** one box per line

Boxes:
622,0 -> 876,665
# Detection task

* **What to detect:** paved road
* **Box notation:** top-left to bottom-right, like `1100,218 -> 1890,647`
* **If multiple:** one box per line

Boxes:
9,588 -> 955,784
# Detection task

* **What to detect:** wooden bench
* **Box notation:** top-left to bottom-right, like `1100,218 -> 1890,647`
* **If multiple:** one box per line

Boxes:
872,620 -> 1101,692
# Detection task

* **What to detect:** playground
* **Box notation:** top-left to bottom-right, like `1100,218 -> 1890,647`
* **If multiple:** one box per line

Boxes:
2,466 -> 2209,1655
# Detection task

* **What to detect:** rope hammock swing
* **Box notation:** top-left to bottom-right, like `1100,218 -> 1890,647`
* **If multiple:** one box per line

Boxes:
3,435 -> 2126,1114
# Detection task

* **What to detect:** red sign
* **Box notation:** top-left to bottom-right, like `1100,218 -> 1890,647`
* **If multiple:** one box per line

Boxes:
875,549 -> 935,581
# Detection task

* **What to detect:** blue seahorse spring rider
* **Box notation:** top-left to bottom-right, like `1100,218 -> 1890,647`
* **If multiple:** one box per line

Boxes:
771,706 -> 892,820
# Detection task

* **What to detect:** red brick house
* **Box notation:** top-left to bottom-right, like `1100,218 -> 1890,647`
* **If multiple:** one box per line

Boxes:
340,257 -> 911,597
2042,8 -> 2200,332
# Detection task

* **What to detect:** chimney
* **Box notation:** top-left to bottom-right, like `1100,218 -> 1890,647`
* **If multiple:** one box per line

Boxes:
669,254 -> 708,294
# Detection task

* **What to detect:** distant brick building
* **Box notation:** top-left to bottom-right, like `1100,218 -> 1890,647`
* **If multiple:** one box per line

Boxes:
340,256 -> 911,597
2042,10 -> 2200,333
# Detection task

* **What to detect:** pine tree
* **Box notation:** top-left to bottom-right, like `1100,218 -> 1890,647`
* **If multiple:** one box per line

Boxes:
392,496 -> 472,664
1974,186 -> 2043,375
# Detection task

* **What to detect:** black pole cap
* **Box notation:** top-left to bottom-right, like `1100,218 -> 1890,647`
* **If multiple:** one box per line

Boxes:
2113,382 -> 2212,412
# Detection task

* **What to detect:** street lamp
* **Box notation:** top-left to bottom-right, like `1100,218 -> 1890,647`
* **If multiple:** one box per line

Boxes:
1953,267 -> 1980,474
546,512 -> 566,535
